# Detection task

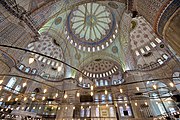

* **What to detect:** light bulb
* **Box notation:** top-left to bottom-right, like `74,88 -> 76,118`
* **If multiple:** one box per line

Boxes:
169,82 -> 174,87
22,82 -> 27,87
55,93 -> 58,97
136,87 -> 140,91
73,107 -> 75,110
135,103 -> 137,106
106,104 -> 108,107
39,107 -> 41,109
125,103 -> 127,106
153,85 -> 157,89
15,98 -> 18,101
90,92 -> 93,96
79,76 -> 83,82
24,97 -> 27,101
77,92 -> 80,97
42,96 -> 45,100
64,94 -> 67,99
43,89 -> 47,93
120,89 -> 123,93
8,96 -> 12,101
105,90 -> 108,95
33,107 -> 35,109
0,80 -> 3,84
29,58 -> 34,64
58,107 -> 60,110
0,98 -> 3,101
57,66 -> 62,72
145,102 -> 148,105
89,106 -> 91,108
91,86 -> 93,90
32,97 -> 35,101
81,106 -> 83,109
65,107 -> 67,110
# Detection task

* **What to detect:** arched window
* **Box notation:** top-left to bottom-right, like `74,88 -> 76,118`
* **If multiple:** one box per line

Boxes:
162,54 -> 168,60
100,80 -> 104,86
173,72 -> 180,91
25,67 -> 30,73
32,69 -> 37,74
95,107 -> 100,117
104,80 -> 108,86
80,108 -> 85,117
157,58 -> 163,65
94,94 -> 99,102
5,77 -> 17,91
19,64 -> 24,70
109,106 -> 115,117
13,85 -> 21,94
101,94 -> 106,103
95,80 -> 99,86
86,108 -> 90,117
108,94 -> 112,101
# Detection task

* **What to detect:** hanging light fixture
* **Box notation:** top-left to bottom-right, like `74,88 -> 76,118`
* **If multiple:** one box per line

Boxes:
55,93 -> 58,98
64,93 -> 67,99
22,82 -> 27,87
105,89 -> 108,95
169,82 -> 174,87
106,104 -> 108,107
90,92 -> 93,96
145,102 -> 148,105
0,98 -> 3,101
120,89 -> 123,93
0,80 -> 3,84
43,89 -> 47,93
76,92 -> 80,97
135,103 -> 137,106
15,98 -> 18,101
32,97 -> 35,101
153,85 -> 157,89
24,97 -> 27,101
29,57 -> 34,64
42,96 -> 46,100
7,96 -> 12,101
79,76 -> 83,83
57,66 -> 62,72
91,85 -> 93,90
136,87 -> 140,91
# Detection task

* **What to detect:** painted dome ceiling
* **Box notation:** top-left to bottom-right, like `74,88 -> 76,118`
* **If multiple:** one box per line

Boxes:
81,59 -> 121,78
66,2 -> 118,52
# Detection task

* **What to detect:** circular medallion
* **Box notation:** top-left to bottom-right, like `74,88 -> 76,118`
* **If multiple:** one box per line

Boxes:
54,17 -> 62,25
112,46 -> 118,53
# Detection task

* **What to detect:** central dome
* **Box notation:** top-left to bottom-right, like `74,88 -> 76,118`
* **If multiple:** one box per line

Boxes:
66,2 -> 118,52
